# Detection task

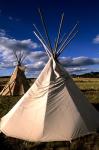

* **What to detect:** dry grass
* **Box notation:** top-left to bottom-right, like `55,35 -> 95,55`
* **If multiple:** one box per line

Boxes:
73,78 -> 99,103
0,77 -> 99,149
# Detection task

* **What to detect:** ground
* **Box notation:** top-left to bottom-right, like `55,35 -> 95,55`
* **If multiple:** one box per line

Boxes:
0,77 -> 99,150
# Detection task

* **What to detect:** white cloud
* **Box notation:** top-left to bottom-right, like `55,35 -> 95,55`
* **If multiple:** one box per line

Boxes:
0,29 -> 6,37
26,61 -> 45,70
26,70 -> 41,78
1,29 -> 99,77
29,51 -> 46,59
0,37 -> 38,51
0,61 -> 15,69
66,67 -> 88,74
26,51 -> 48,64
1,47 -> 99,77
25,56 -> 99,77
60,56 -> 99,67
0,31 -> 41,70
93,35 -> 99,44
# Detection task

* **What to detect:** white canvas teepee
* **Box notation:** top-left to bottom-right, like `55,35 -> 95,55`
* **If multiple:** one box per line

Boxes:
0,50 -> 30,96
0,10 -> 99,142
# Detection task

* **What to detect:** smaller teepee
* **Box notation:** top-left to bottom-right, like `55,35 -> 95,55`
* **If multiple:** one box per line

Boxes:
0,50 -> 30,96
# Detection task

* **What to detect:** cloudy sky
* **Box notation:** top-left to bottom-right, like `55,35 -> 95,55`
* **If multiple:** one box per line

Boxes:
0,0 -> 99,77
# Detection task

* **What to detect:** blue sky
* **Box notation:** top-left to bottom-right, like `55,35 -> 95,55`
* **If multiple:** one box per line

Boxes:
0,0 -> 99,77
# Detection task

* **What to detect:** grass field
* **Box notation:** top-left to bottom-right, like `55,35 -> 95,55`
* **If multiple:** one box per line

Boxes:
0,77 -> 99,150
73,78 -> 99,103
74,78 -> 99,91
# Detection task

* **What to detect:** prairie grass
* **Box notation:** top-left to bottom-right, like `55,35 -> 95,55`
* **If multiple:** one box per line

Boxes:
0,77 -> 99,150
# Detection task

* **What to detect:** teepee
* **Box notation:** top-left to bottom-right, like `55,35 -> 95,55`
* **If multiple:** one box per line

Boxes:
0,50 -> 30,96
0,10 -> 99,142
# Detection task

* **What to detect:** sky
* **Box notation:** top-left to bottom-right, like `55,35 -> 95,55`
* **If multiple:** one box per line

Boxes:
0,0 -> 99,77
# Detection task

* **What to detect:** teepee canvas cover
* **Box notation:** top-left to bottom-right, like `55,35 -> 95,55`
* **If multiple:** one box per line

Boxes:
0,10 -> 99,142
0,65 -> 29,96
0,51 -> 30,96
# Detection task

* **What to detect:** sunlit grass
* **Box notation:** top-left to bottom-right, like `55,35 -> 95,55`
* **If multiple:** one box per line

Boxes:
0,77 -> 99,150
